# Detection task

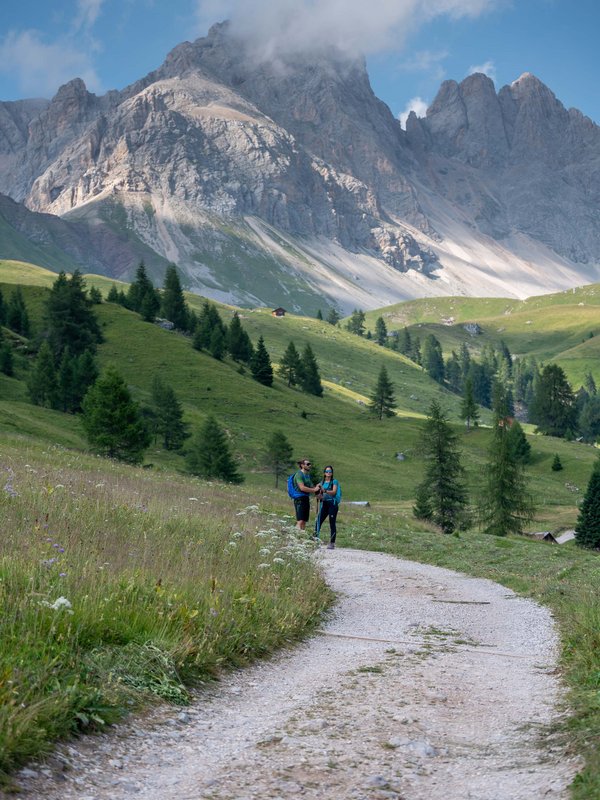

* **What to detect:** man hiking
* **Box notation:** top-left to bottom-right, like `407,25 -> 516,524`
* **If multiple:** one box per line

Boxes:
291,459 -> 321,532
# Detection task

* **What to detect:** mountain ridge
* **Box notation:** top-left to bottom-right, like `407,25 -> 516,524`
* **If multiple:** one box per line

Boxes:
0,22 -> 598,312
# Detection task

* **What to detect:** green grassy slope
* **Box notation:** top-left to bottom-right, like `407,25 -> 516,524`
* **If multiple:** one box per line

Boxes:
362,283 -> 600,386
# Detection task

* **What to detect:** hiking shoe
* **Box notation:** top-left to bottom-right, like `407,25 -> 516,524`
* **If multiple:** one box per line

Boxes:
327,543 -> 335,550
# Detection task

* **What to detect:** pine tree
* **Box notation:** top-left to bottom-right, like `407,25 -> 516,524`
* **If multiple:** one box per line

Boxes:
193,301 -> 225,351
445,351 -> 462,393
460,376 -> 479,430
412,482 -> 433,522
127,262 -> 155,312
529,364 -> 577,437
316,309 -> 323,320
375,316 -> 388,346
551,453 -> 563,472
185,415 -> 243,483
506,420 -> 531,463
579,395 -> 600,443
399,327 -> 412,357
57,348 -> 77,412
326,308 -> 340,326
584,371 -> 597,396
264,430 -> 294,488
227,312 -> 253,362
82,366 -> 150,463
422,334 -> 445,383
151,375 -> 189,451
0,341 -> 14,376
298,344 -> 323,396
414,401 -> 469,534
574,458 -> 600,549
478,400 -> 535,537
44,271 -> 102,359
346,309 -> 366,336
89,286 -> 103,304
458,342 -> 471,383
107,284 -> 120,303
209,325 -> 226,360
369,365 -> 397,420
278,341 -> 302,387
250,336 -> 273,386
6,286 -> 30,336
160,265 -> 189,330
28,341 -> 59,408
73,349 -> 99,412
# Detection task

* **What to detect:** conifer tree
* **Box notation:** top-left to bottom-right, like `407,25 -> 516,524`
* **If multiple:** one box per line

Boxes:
298,343 -> 323,396
57,348 -> 77,412
413,482 -> 433,522
73,349 -> 99,412
423,334 -> 445,383
575,458 -> 600,549
151,375 -> 189,450
375,316 -> 388,346
160,265 -> 189,330
127,262 -> 154,312
44,271 -> 102,359
584,371 -> 597,396
209,325 -> 226,360
107,284 -> 121,303
264,430 -> 294,488
478,398 -> 535,537
89,286 -> 103,304
28,341 -> 59,408
458,342 -> 471,383
414,401 -> 469,534
279,341 -> 302,387
346,309 -> 366,336
0,287 -> 5,325
6,286 -> 30,336
579,395 -> 600,443
227,312 -> 253,362
460,376 -> 479,431
506,420 -> 531,463
445,351 -> 462,393
193,301 -> 225,351
0,341 -> 14,376
185,415 -> 243,483
399,327 -> 412,357
369,365 -> 397,420
82,366 -> 150,463
529,364 -> 577,437
551,453 -> 563,471
327,308 -> 340,326
250,336 -> 274,386
316,309 -> 323,320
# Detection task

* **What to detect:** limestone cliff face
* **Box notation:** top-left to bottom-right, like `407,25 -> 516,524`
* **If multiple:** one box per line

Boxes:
0,22 -> 599,311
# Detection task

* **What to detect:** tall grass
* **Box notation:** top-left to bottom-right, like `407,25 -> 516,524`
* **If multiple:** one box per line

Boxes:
0,439 -> 332,780
343,504 -> 600,798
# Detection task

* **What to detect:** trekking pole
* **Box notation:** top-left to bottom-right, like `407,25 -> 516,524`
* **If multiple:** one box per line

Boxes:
315,495 -> 322,543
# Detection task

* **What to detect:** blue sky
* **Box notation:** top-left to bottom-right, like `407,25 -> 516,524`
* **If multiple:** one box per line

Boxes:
1,0 -> 598,125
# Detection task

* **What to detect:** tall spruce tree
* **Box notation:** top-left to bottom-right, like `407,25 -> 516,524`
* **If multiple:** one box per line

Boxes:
413,401 -> 469,534
326,308 -> 340,326
264,430 -> 294,488
82,367 -> 150,463
193,301 -> 225,351
250,336 -> 273,386
160,265 -> 189,330
478,397 -> 535,536
529,364 -> 577,437
298,344 -> 323,396
226,312 -> 253,362
6,286 -> 30,336
185,415 -> 243,483
423,334 -> 445,383
27,341 -> 59,408
575,458 -> 600,549
369,365 -> 397,420
346,309 -> 366,336
506,420 -> 531,463
375,316 -> 388,346
127,262 -> 158,313
151,375 -> 189,450
460,376 -> 479,431
44,271 -> 102,359
279,341 -> 302,387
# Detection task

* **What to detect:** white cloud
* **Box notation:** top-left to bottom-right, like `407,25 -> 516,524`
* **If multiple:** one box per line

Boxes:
467,59 -> 496,81
73,0 -> 105,34
0,30 -> 101,98
195,0 -> 499,59
398,96 -> 429,128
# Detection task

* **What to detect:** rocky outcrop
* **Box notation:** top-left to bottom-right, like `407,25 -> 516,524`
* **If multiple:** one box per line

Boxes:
0,22 -> 598,311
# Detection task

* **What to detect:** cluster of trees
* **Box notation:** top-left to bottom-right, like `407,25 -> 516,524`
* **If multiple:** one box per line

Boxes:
413,392 -> 535,537
278,341 -> 323,396
28,271 -> 102,412
0,286 -> 31,376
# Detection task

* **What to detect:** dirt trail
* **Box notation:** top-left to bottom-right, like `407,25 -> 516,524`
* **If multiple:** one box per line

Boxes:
14,549 -> 579,799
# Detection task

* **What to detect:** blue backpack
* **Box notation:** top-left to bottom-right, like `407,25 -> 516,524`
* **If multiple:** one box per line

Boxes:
287,473 -> 305,499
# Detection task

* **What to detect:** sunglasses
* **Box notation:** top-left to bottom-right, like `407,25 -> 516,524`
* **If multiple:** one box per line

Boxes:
303,462 -> 311,467
324,470 -> 333,473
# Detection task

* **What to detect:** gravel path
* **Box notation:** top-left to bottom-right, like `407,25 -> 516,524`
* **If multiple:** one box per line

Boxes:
13,548 -> 579,799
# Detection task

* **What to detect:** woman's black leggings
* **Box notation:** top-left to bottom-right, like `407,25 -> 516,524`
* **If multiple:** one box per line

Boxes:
316,501 -> 338,543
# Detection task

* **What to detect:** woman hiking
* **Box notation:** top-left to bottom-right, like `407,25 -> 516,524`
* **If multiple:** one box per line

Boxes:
316,465 -> 341,549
